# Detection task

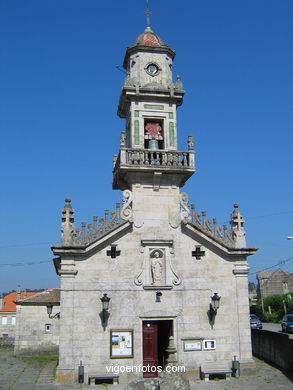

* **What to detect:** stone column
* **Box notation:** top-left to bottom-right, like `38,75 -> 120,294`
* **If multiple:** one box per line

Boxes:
55,261 -> 77,383
233,265 -> 256,375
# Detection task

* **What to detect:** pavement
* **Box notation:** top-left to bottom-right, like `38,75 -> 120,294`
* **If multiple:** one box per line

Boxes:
0,347 -> 292,390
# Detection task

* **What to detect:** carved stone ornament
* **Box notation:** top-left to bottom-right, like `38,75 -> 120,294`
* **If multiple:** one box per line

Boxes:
120,131 -> 126,146
188,135 -> 194,151
134,268 -> 144,286
134,220 -> 144,228
120,190 -> 133,222
169,211 -> 181,229
150,250 -> 165,286
180,192 -> 190,224
134,241 -> 182,288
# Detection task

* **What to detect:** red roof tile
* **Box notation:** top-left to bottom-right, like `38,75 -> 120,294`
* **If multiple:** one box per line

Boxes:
0,292 -> 39,312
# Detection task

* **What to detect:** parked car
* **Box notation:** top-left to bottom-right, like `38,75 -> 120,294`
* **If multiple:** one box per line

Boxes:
281,314 -> 293,333
250,314 -> 262,329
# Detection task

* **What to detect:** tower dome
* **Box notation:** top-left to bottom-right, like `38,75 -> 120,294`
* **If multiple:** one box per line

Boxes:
135,27 -> 166,47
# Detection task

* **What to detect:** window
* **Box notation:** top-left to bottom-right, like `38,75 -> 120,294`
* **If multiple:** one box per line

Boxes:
2,317 -> 7,326
45,324 -> 52,333
2,333 -> 8,338
144,119 -> 164,149
11,317 -> 16,325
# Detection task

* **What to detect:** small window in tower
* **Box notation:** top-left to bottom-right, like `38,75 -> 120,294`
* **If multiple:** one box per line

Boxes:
144,119 -> 164,149
146,63 -> 159,76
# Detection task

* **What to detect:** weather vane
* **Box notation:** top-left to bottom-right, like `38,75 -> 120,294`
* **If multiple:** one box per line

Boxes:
145,0 -> 151,28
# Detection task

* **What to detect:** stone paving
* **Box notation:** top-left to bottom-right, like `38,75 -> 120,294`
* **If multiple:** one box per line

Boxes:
0,348 -> 292,390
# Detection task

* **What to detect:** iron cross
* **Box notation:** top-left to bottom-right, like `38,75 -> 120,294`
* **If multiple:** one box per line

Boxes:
192,246 -> 205,260
107,245 -> 121,259
145,0 -> 151,28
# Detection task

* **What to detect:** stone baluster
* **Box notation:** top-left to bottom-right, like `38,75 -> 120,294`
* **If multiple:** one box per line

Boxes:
116,203 -> 120,222
150,152 -> 155,165
213,218 -> 217,238
201,211 -> 206,228
223,225 -> 227,238
144,150 -> 149,165
139,151 -> 144,165
93,216 -> 98,230
127,150 -> 131,164
81,222 -> 86,243
183,152 -> 187,166
104,210 -> 109,231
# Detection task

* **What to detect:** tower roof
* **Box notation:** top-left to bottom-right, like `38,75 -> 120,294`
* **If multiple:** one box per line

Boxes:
123,28 -> 176,69
135,27 -> 166,47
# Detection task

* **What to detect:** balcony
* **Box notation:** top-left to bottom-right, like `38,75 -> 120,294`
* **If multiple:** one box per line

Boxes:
113,148 -> 195,189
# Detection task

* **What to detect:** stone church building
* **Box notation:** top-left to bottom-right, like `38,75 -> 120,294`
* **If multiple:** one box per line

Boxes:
52,24 -> 257,384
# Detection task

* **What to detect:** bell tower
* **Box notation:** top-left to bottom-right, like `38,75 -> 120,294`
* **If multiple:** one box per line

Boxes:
113,25 -> 195,192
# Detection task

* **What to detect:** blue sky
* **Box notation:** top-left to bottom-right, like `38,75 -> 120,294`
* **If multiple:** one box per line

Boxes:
0,0 -> 292,292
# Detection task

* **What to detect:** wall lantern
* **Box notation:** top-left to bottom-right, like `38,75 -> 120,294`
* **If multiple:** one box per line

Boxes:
208,293 -> 221,326
210,293 -> 221,313
100,294 -> 111,330
156,291 -> 162,303
46,304 -> 60,319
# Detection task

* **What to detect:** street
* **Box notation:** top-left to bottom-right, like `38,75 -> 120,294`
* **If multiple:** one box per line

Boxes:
0,347 -> 292,390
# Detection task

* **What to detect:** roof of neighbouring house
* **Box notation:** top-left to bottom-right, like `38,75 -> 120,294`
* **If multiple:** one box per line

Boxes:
257,269 -> 293,281
0,291 -> 39,312
16,288 -> 60,305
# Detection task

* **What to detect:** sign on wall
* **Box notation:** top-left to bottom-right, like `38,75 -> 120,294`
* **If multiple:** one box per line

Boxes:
110,329 -> 133,358
203,340 -> 216,350
183,340 -> 202,351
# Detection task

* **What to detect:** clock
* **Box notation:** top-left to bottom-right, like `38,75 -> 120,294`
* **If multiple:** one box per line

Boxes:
146,63 -> 159,76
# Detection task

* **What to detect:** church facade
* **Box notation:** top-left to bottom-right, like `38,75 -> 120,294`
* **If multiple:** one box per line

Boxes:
52,25 -> 257,384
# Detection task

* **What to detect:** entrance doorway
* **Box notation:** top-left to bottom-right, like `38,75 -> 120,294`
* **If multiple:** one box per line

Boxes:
142,320 -> 173,378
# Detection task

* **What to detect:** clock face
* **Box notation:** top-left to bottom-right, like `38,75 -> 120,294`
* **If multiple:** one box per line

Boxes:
146,64 -> 159,76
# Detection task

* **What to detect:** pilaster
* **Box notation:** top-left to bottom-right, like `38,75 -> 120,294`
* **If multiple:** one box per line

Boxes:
233,265 -> 256,375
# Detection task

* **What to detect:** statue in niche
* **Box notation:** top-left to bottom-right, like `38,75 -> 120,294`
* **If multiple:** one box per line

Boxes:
151,251 -> 163,285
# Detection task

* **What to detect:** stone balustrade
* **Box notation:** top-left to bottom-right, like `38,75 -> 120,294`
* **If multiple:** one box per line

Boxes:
71,204 -> 124,246
189,204 -> 235,248
118,148 -> 194,169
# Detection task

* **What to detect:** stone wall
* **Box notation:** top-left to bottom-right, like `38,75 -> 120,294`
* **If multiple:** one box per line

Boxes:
56,211 -> 253,383
14,305 -> 59,355
251,329 -> 293,371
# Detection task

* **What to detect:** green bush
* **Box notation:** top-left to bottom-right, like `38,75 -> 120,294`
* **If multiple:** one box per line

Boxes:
253,293 -> 293,322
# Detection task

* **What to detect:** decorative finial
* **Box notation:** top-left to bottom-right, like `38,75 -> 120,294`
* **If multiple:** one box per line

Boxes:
230,203 -> 246,248
145,0 -> 151,29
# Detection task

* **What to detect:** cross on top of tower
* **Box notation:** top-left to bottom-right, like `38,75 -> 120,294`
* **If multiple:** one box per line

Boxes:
145,0 -> 152,29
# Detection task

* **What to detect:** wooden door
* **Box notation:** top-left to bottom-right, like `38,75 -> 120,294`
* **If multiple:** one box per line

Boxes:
142,321 -> 158,377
